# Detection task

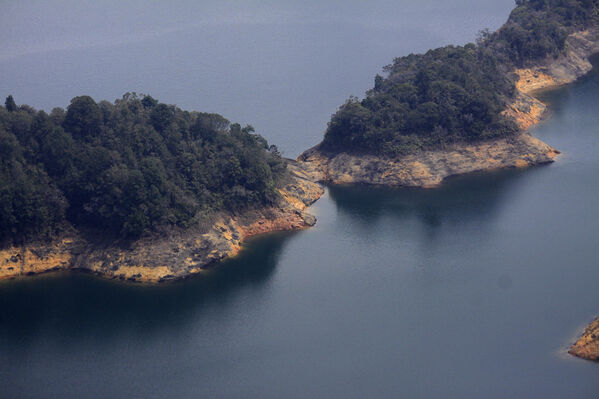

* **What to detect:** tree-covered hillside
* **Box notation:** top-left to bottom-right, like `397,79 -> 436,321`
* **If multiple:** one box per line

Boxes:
0,94 -> 286,244
320,0 -> 599,156
489,0 -> 599,65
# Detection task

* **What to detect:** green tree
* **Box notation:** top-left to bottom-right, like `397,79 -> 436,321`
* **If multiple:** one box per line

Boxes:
141,95 -> 158,109
150,103 -> 175,133
322,98 -> 372,151
5,95 -> 17,112
63,96 -> 103,138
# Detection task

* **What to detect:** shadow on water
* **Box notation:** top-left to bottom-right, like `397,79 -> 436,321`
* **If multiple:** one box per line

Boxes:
327,167 -> 535,230
0,230 -> 296,344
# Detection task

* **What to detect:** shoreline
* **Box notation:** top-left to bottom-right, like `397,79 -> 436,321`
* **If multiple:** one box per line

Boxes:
517,31 -> 599,361
298,133 -> 559,188
0,162 -> 324,284
568,317 -> 599,362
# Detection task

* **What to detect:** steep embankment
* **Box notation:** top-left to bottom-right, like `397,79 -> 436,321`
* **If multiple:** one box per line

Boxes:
0,162 -> 323,283
299,28 -> 599,188
505,28 -> 599,125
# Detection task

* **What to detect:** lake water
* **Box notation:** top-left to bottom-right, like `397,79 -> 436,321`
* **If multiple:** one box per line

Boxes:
1,0 -> 514,157
2,1 -> 599,398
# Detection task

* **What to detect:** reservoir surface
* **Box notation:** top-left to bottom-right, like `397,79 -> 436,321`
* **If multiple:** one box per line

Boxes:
1,1 -> 599,397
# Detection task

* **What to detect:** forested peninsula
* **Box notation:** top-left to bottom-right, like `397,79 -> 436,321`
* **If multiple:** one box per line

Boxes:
0,94 -> 322,282
299,0 -> 599,187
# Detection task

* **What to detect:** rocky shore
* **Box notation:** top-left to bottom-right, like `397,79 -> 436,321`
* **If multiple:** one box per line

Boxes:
298,28 -> 599,188
298,119 -> 559,189
569,317 -> 599,361
298,134 -> 558,188
0,162 -> 323,283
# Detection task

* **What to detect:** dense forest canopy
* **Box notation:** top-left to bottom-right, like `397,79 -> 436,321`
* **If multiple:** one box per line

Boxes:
320,0 -> 599,156
0,94 -> 286,244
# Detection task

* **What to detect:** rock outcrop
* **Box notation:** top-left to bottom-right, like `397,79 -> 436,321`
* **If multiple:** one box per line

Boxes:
298,112 -> 558,189
0,162 -> 323,283
505,28 -> 599,126
299,134 -> 558,188
299,28 -> 599,188
569,317 -> 599,361
514,29 -> 599,94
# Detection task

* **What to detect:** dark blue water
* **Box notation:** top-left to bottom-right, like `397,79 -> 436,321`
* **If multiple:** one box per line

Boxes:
2,1 -> 599,398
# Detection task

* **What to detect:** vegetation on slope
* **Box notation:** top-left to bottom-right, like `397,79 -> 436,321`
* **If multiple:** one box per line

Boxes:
320,0 -> 599,156
0,94 -> 286,244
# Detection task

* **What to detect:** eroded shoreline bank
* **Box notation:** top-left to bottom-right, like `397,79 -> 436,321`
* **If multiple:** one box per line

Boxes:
0,162 -> 323,283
